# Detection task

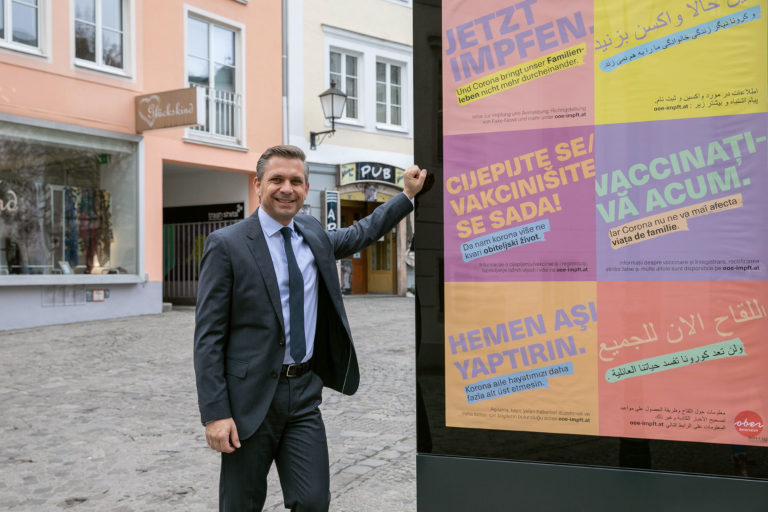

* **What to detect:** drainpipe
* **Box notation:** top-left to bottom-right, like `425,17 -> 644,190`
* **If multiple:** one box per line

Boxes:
282,0 -> 289,144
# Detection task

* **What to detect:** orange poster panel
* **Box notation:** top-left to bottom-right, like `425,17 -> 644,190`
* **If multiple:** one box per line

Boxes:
445,281 -> 598,434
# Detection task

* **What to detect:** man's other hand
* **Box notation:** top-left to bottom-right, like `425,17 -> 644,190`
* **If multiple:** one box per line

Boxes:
403,165 -> 428,199
205,417 -> 241,453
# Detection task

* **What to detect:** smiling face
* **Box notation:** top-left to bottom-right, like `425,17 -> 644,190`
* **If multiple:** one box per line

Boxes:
255,156 -> 309,226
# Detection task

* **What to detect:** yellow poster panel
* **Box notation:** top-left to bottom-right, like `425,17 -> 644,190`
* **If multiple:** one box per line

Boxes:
595,0 -> 767,124
445,282 -> 598,434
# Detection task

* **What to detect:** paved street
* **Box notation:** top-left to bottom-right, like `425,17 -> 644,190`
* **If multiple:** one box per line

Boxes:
0,296 -> 416,511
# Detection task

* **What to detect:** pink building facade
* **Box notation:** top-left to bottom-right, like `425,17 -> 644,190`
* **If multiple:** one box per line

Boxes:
0,0 -> 282,329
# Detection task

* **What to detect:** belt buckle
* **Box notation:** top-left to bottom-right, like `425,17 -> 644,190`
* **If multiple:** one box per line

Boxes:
285,363 -> 301,378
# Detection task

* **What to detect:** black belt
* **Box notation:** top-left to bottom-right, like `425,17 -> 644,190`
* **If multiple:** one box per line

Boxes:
281,362 -> 311,378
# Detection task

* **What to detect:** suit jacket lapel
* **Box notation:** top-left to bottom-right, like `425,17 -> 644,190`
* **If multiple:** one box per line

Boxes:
294,216 -> 333,281
245,209 -> 285,332
295,216 -> 346,319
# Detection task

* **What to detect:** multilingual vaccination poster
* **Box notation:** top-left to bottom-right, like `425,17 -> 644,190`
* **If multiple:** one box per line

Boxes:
443,0 -> 768,446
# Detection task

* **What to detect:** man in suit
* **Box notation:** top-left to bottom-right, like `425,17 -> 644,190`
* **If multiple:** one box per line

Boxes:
194,144 -> 426,511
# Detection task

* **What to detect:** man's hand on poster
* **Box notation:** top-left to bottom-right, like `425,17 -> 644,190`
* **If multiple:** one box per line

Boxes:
403,165 -> 428,199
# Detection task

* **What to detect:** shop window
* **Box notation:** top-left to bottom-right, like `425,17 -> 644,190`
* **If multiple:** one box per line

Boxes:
186,13 -> 243,145
0,119 -> 139,277
74,0 -> 130,73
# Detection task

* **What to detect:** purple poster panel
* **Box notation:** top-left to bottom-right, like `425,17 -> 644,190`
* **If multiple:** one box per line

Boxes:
444,125 -> 596,282
596,113 -> 768,281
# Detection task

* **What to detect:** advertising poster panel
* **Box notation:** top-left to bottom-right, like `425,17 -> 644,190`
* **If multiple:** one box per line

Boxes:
443,0 -> 768,446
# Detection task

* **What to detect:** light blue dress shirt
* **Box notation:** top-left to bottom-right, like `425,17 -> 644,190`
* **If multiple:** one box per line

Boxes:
258,208 -> 318,364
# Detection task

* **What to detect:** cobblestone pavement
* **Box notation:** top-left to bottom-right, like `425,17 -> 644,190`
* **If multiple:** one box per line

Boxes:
0,296 -> 416,511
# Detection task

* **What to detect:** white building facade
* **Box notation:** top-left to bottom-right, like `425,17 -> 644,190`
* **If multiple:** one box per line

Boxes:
285,0 -> 414,295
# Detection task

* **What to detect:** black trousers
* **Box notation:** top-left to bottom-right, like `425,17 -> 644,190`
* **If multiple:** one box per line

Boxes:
219,370 -> 330,511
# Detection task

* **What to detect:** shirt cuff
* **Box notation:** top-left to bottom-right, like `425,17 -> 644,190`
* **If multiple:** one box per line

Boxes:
402,191 -> 414,205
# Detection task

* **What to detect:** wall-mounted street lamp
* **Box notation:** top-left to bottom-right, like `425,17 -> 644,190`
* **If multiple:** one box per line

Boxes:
309,81 -> 347,150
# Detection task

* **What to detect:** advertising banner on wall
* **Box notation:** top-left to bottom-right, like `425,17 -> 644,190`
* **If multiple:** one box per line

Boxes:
443,0 -> 768,446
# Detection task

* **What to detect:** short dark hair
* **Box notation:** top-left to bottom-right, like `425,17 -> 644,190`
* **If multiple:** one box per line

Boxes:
256,145 -> 309,180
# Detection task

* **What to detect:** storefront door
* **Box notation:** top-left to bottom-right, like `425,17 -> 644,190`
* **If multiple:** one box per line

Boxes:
367,227 -> 395,293
340,198 -> 397,294
340,203 -> 367,294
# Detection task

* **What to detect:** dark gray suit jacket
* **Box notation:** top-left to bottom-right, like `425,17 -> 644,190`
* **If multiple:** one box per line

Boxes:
194,193 -> 413,441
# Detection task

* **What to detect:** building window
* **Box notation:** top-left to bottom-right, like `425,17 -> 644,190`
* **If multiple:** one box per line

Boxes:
322,26 -> 412,136
0,0 -> 42,51
330,50 -> 359,120
376,61 -> 403,127
74,0 -> 126,70
0,119 -> 139,277
186,15 -> 242,144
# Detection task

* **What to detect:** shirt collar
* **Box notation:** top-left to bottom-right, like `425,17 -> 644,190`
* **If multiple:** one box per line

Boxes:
257,207 -> 295,238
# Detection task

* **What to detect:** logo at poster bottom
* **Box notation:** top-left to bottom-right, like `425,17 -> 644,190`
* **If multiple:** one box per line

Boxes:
734,411 -> 764,437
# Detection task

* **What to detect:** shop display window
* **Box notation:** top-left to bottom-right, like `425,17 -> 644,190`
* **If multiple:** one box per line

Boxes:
0,119 -> 139,277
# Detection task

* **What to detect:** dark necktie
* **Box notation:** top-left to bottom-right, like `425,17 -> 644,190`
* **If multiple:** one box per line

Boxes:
280,227 -> 306,363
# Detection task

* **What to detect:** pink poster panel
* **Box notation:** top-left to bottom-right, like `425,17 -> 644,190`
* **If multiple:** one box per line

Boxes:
444,125 -> 595,282
442,0 -> 594,136
598,281 -> 768,445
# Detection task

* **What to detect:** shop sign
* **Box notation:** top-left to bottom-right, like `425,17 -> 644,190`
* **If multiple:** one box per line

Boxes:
323,190 -> 339,230
163,202 -> 244,224
0,188 -> 18,214
340,162 -> 404,188
135,87 -> 205,132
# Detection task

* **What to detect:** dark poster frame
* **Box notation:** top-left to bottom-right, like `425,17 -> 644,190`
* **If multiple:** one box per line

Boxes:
412,0 -> 768,510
